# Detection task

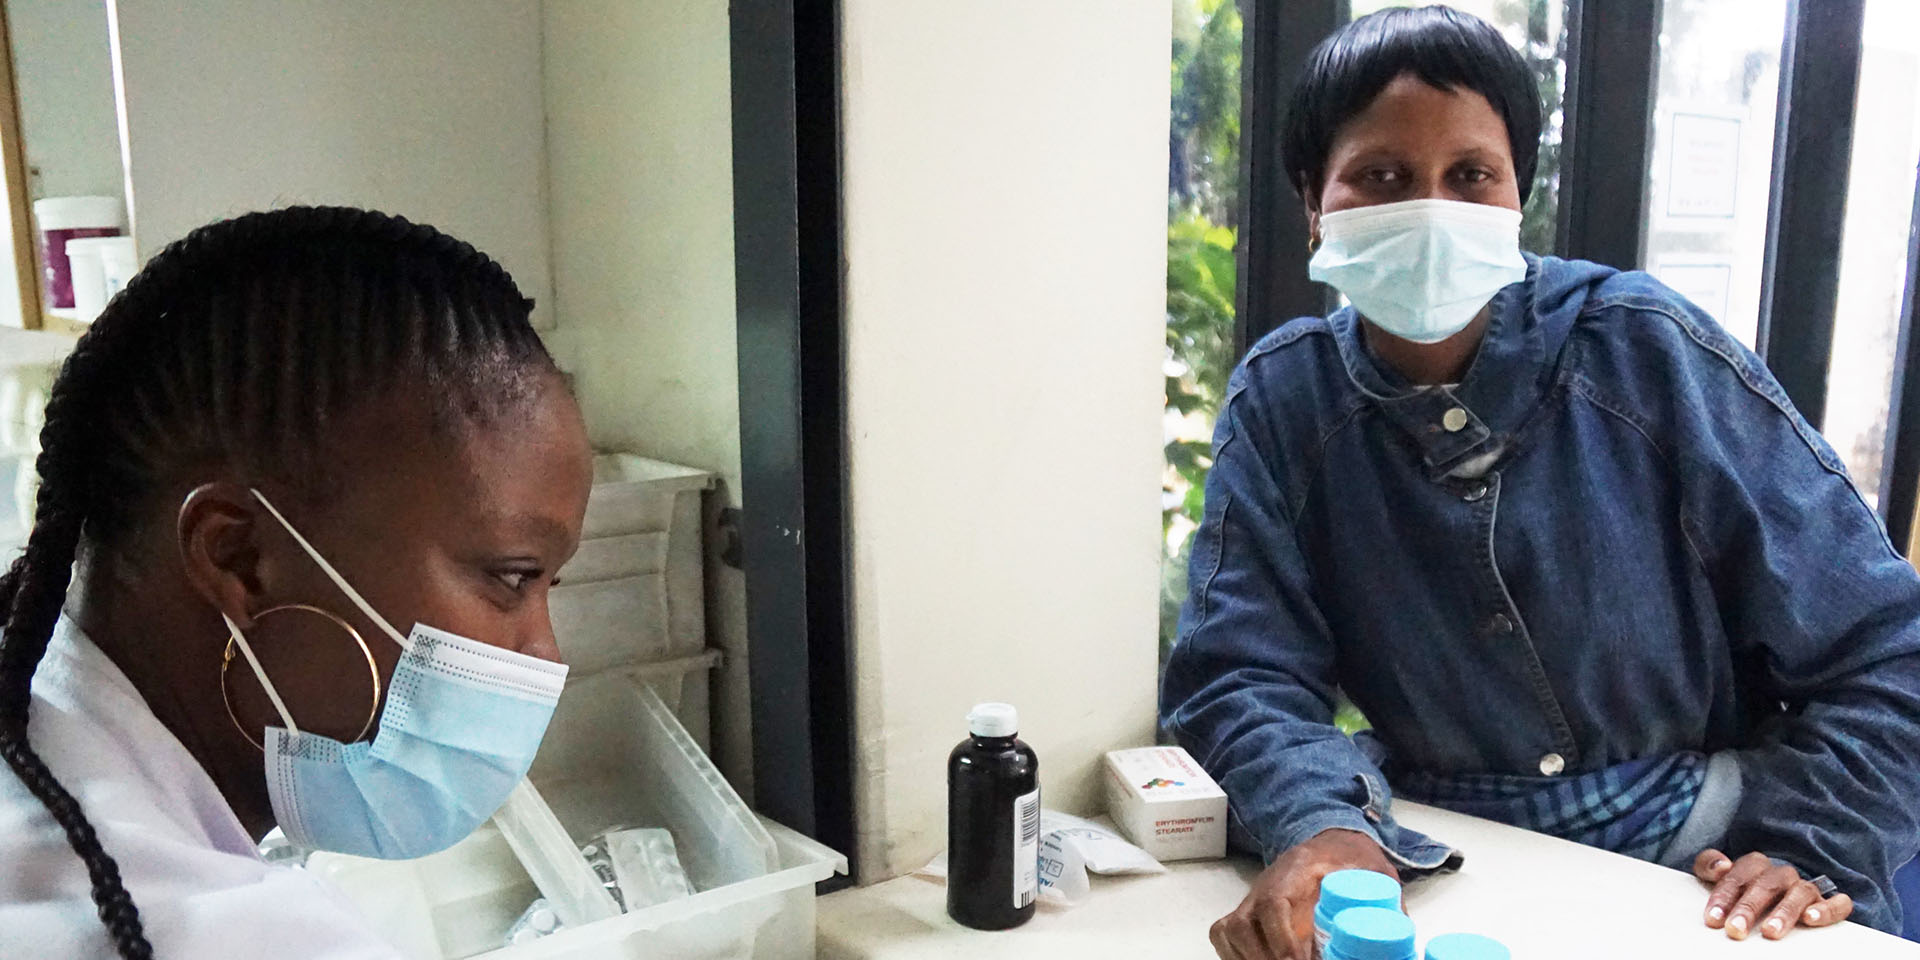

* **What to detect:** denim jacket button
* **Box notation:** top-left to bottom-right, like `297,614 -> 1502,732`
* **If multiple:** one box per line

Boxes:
1463,481 -> 1490,502
1490,613 -> 1514,634
1442,407 -> 1470,432
1539,753 -> 1566,776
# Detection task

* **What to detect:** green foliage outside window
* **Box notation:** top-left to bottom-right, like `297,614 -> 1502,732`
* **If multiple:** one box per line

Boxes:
1164,0 -> 1242,661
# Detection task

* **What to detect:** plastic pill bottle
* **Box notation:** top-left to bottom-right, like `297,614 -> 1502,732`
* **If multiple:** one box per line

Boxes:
1325,906 -> 1417,960
1424,932 -> 1511,960
1315,869 -> 1402,956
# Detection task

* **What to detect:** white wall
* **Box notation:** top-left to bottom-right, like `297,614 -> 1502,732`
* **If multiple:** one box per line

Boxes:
841,0 -> 1170,880
108,0 -> 552,326
8,0 -> 121,199
540,0 -> 752,800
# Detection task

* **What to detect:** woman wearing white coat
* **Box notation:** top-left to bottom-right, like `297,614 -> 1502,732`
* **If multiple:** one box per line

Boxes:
0,206 -> 593,958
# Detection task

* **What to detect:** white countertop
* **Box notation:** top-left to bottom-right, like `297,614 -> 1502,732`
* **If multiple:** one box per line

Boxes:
818,802 -> 1919,958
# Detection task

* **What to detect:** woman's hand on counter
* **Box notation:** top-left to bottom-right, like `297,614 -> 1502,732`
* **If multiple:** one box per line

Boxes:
1693,849 -> 1853,940
1209,828 -> 1397,960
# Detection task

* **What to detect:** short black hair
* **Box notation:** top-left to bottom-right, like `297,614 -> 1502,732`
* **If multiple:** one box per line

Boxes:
1281,5 -> 1542,207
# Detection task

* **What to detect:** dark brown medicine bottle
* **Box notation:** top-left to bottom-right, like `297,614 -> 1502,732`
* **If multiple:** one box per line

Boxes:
946,702 -> 1040,931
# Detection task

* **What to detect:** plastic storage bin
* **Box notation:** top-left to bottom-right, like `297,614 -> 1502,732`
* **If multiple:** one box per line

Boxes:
554,458 -> 712,685
552,454 -> 717,746
529,670 -> 779,883
493,820 -> 845,960
310,676 -> 845,960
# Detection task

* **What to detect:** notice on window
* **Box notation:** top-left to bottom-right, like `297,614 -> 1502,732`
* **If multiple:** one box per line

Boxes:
1665,110 -> 1743,219
1653,259 -> 1734,322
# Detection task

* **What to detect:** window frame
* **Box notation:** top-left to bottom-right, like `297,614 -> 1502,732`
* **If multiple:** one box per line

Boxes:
1556,0 -> 1659,269
0,2 -> 40,330
1880,160 -> 1920,547
1234,0 -> 1345,355
729,0 -> 856,888
1754,0 -> 1867,431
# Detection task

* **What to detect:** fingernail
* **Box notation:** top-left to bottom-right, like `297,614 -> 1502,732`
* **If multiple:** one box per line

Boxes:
1708,906 -> 1725,922
1765,918 -> 1783,935
1729,916 -> 1748,937
1714,859 -> 1732,872
1807,907 -> 1823,923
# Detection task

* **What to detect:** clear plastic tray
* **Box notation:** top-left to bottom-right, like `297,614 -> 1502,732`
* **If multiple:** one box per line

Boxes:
312,677 -> 810,960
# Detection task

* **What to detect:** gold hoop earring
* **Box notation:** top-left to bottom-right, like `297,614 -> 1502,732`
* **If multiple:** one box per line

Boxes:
221,604 -> 382,751
1308,235 -> 1322,254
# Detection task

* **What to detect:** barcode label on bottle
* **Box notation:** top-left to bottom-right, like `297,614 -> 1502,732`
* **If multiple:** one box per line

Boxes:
1013,788 -> 1040,908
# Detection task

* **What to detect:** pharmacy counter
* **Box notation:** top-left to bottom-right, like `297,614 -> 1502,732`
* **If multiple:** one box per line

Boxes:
817,802 -> 1920,959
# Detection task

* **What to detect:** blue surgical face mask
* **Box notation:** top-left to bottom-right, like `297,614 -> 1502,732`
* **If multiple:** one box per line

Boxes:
1307,198 -> 1528,344
222,488 -> 567,860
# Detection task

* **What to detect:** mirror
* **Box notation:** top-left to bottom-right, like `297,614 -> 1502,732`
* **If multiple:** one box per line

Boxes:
4,0 -> 124,333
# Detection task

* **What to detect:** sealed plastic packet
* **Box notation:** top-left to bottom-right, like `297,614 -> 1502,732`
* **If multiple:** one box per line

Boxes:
919,810 -> 1164,908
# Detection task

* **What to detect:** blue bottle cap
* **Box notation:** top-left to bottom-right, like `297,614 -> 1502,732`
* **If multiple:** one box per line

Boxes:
1424,933 -> 1511,960
1316,869 -> 1402,927
1327,906 -> 1416,960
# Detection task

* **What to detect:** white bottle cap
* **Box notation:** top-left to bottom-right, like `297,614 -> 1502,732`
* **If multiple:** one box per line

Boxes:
968,702 -> 1019,737
32,195 -> 127,231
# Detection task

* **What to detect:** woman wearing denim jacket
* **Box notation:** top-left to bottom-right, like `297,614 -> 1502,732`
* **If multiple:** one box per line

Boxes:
1160,7 -> 1920,958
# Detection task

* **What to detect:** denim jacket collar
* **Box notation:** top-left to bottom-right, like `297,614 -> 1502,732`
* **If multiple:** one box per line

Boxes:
1331,254 -> 1577,477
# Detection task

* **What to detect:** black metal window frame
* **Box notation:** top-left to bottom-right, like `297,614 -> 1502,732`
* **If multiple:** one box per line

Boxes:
1241,0 -> 1920,548
1235,0 -> 1345,344
1755,0 -> 1865,431
730,0 -> 856,889
1555,0 -> 1659,270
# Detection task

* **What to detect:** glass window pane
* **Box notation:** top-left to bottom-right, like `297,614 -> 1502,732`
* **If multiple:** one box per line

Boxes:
1164,0 -> 1242,657
1643,0 -> 1788,348
1824,0 -> 1920,507
1350,0 -> 1568,252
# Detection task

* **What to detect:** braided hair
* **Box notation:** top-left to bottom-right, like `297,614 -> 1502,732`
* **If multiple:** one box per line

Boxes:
0,206 -> 558,958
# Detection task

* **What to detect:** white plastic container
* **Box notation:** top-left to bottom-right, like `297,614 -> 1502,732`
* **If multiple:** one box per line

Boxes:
32,194 -> 125,231
64,236 -> 136,324
630,650 -> 724,750
548,576 -> 674,671
530,671 -> 779,880
33,195 -> 126,310
486,820 -> 844,960
562,531 -> 667,586
578,454 -> 714,541
554,456 -> 712,669
310,677 -> 840,960
96,234 -> 138,293
551,454 -> 717,741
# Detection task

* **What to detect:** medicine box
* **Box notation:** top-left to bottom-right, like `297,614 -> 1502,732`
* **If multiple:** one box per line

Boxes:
1103,746 -> 1228,862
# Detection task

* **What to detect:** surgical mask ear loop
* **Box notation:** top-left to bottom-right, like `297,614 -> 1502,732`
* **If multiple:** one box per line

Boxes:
248,487 -> 410,650
220,605 -> 382,751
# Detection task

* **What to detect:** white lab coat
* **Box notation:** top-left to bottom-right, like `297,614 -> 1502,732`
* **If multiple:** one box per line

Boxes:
0,616 -> 402,958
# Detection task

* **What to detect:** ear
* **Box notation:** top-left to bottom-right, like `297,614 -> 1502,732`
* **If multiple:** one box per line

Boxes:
176,483 -> 269,628
1299,174 -> 1324,239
